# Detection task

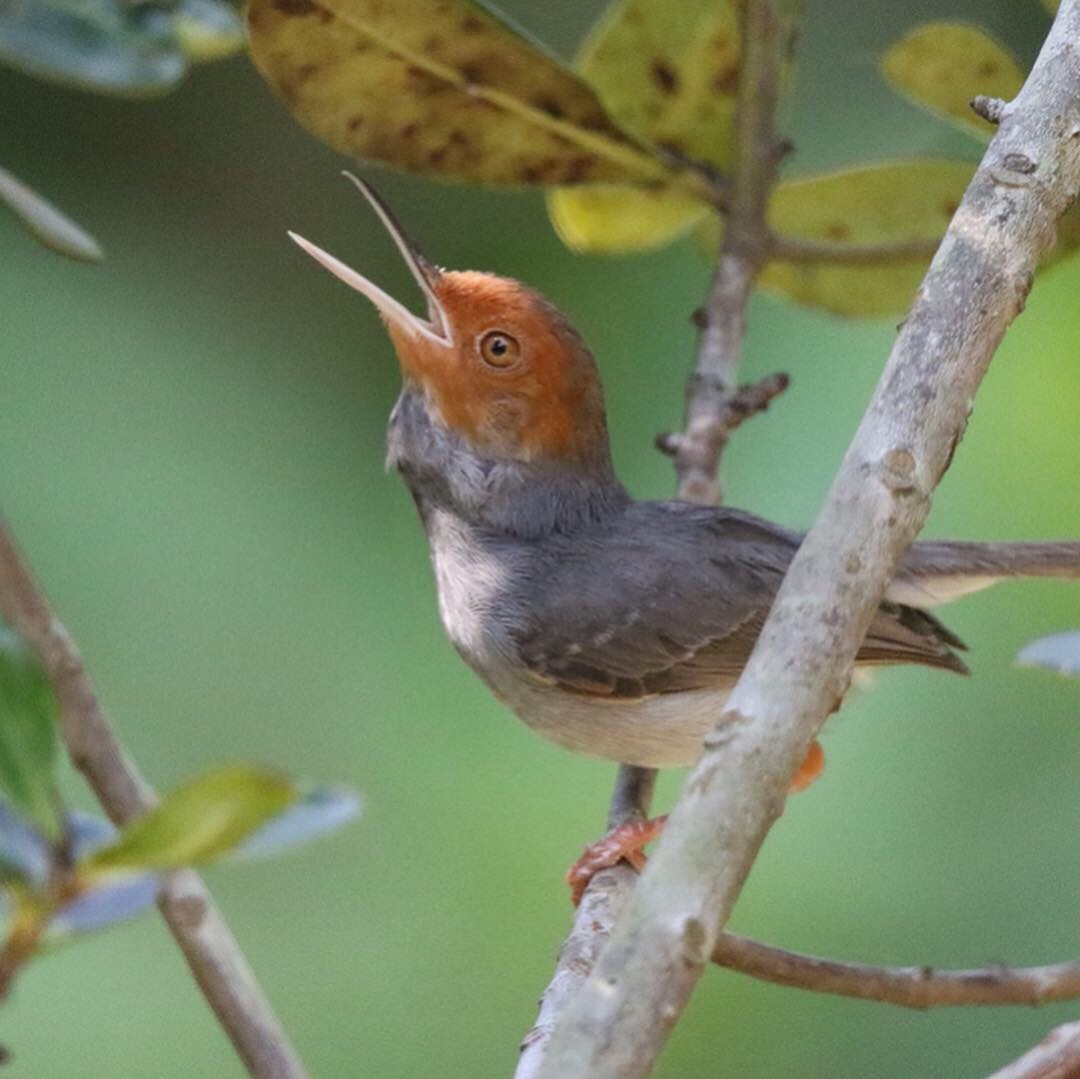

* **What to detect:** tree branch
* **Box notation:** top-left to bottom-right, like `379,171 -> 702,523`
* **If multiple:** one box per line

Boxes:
515,3 -> 794,1072
537,2 -> 1080,1075
0,519 -> 307,1079
712,932 -> 1080,1009
986,1021 -> 1080,1079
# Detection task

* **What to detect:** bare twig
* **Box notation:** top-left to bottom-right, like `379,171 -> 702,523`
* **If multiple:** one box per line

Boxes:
538,1 -> 1080,1075
516,3 -> 794,1071
986,1021 -> 1080,1079
712,932 -> 1080,1009
768,234 -> 941,265
973,95 -> 1008,126
0,519 -> 307,1079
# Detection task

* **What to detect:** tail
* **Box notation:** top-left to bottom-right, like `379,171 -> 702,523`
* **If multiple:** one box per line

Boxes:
890,540 -> 1080,608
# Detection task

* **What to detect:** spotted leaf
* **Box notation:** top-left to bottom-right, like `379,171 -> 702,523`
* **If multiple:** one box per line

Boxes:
759,161 -> 974,317
548,0 -> 745,253
881,22 -> 1023,139
247,0 -> 685,189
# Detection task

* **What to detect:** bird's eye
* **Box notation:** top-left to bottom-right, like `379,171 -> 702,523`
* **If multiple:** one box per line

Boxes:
478,330 -> 521,368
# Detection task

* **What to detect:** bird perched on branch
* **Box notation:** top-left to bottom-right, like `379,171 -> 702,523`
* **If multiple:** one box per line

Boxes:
290,174 -> 1080,901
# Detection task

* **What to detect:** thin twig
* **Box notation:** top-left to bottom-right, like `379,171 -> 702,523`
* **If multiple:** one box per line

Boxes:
768,233 -> 941,265
972,95 -> 1008,126
0,519 -> 307,1079
515,3 -> 794,1070
538,1 -> 1080,1075
712,932 -> 1080,1009
986,1021 -> 1080,1079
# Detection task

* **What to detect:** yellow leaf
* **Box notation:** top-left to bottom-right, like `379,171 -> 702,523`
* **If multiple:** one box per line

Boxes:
548,186 -> 711,253
546,0 -> 741,253
881,22 -> 1023,140
761,161 -> 974,317
246,0 -> 679,188
1042,0 -> 1059,13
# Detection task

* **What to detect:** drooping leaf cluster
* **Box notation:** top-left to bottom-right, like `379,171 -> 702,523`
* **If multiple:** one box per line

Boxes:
244,0 -> 1076,316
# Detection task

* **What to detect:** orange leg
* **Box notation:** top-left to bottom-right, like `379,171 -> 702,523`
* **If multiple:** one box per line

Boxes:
565,741 -> 826,905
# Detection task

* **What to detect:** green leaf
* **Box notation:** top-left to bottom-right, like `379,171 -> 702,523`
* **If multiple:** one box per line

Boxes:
84,766 -> 296,874
246,0 -> 684,189
881,22 -> 1023,140
0,165 -> 104,262
0,0 -> 187,97
547,0 -> 743,253
0,627 -> 61,842
172,0 -> 245,62
1042,0 -> 1059,13
760,161 -> 974,317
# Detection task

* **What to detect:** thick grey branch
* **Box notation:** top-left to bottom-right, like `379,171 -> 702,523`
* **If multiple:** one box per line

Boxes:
538,2 -> 1080,1076
987,1021 -> 1080,1079
0,520 -> 307,1079
713,933 -> 1080,1008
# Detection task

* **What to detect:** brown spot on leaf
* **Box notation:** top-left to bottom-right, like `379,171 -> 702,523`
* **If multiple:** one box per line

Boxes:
347,115 -> 364,132
651,59 -> 678,95
460,61 -> 484,86
429,146 -> 447,166
943,199 -> 959,217
315,7 -> 332,23
402,122 -> 420,139
824,222 -> 851,241
564,154 -> 598,183
461,15 -> 484,33
273,0 -> 314,13
448,129 -> 468,146
295,62 -> 317,82
534,96 -> 566,120
521,165 -> 543,183
712,66 -> 739,95
977,60 -> 998,78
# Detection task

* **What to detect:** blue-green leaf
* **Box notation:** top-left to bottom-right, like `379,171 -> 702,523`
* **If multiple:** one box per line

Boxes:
0,165 -> 104,262
0,0 -> 186,97
0,803 -> 50,888
1017,632 -> 1080,679
234,783 -> 360,860
0,626 -> 61,841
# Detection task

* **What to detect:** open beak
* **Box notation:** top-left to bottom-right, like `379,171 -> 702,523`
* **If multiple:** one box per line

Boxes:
288,172 -> 451,348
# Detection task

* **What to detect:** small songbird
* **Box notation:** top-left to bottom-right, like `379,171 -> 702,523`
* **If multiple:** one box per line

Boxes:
291,174 -> 1080,896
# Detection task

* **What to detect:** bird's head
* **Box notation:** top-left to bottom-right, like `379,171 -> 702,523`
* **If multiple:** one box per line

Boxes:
289,175 -> 613,479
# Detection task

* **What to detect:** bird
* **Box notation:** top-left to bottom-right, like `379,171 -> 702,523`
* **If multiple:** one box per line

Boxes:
290,173 -> 1080,901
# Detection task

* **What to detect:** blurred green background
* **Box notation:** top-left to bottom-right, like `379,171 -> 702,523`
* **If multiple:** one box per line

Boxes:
3,0 -> 1080,1075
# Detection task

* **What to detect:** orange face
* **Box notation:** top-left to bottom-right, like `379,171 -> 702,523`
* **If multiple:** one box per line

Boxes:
290,175 -> 607,468
387,271 -> 605,465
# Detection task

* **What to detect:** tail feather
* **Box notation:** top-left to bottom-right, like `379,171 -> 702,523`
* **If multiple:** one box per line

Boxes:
889,540 -> 1080,608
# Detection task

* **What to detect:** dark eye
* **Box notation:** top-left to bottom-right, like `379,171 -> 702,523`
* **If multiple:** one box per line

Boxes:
479,330 -> 521,368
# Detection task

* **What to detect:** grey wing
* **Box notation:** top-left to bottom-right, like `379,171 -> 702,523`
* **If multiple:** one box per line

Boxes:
510,502 -> 968,701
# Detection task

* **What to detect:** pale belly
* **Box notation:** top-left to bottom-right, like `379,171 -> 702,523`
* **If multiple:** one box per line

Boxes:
489,669 -> 736,769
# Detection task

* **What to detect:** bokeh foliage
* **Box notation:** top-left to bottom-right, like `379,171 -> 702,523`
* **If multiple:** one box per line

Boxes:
2,0 -> 1080,1077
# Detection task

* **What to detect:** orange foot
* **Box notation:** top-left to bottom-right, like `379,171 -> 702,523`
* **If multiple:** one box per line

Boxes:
565,740 -> 825,905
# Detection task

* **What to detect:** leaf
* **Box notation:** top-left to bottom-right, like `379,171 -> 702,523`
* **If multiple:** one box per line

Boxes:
0,626 -> 61,841
84,766 -> 296,875
759,161 -> 974,317
549,186 -> 711,254
247,0 -> 683,189
0,0 -> 186,97
1017,631 -> 1080,679
1042,0 -> 1059,13
547,0 -> 742,253
172,0 -> 245,62
0,165 -> 104,262
881,22 -> 1023,139
232,783 -> 360,860
0,803 -> 51,889
48,872 -> 161,940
